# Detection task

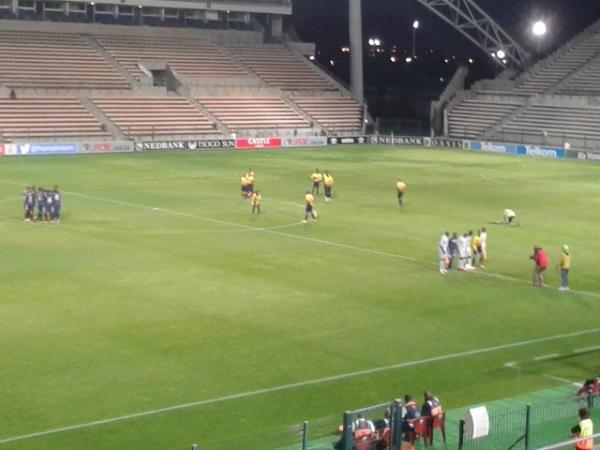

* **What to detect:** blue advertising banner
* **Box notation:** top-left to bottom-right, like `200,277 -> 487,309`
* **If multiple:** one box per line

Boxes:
470,141 -> 517,154
16,143 -> 77,155
516,145 -> 565,159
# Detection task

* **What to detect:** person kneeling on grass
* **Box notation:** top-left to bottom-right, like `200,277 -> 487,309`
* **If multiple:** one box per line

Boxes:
503,209 -> 518,226
530,246 -> 549,287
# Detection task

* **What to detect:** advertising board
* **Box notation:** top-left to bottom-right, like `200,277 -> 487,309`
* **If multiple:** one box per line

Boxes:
235,137 -> 282,149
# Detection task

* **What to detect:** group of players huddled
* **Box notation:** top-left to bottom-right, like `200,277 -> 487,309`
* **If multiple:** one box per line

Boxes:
438,229 -> 487,275
23,186 -> 62,224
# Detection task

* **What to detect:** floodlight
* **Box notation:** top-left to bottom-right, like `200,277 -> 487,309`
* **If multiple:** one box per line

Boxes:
496,49 -> 506,59
532,20 -> 547,37
412,20 -> 420,30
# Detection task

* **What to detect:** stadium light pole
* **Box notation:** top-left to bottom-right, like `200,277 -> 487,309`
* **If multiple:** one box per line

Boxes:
532,20 -> 547,53
348,0 -> 364,103
412,20 -> 420,57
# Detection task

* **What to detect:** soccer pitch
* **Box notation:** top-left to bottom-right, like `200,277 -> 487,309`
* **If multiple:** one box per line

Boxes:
1,146 -> 599,450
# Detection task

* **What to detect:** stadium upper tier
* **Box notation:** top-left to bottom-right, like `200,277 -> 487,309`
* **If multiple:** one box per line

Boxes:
227,45 -> 337,91
0,31 -> 129,89
93,35 -> 249,81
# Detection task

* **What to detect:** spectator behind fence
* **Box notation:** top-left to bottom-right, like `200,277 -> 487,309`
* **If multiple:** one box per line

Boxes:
374,409 -> 390,430
421,391 -> 443,417
571,407 -> 593,450
402,394 -> 421,437
353,414 -> 375,433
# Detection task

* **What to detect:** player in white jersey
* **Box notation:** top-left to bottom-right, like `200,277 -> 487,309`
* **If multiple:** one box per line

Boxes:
465,231 -> 474,270
457,232 -> 468,271
438,232 -> 449,274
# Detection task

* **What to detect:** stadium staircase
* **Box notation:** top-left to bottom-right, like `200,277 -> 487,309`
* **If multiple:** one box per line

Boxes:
84,35 -> 141,88
78,96 -> 127,140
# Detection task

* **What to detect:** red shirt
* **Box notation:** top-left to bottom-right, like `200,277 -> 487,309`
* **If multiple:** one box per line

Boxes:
534,250 -> 549,269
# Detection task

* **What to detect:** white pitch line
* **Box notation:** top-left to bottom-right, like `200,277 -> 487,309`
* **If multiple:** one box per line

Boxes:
1,327 -> 600,446
542,374 -> 582,386
2,181 -> 600,300
533,353 -> 560,362
67,190 -> 600,300
573,345 -> 600,354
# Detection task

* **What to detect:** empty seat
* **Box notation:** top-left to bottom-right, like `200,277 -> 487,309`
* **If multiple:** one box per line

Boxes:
199,97 -> 309,130
92,97 -> 215,137
447,99 -> 521,139
0,31 -> 129,89
0,98 -> 109,141
94,34 -> 248,81
227,45 -> 336,91
291,96 -> 363,132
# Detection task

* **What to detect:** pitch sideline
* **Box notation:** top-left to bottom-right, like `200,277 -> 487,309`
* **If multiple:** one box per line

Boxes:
1,327 -> 600,445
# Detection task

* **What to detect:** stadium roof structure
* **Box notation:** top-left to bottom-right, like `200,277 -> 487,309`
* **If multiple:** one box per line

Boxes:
413,0 -> 529,68
59,0 -> 292,15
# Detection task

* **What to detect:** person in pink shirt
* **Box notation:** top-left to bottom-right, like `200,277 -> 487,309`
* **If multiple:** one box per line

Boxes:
531,246 -> 549,287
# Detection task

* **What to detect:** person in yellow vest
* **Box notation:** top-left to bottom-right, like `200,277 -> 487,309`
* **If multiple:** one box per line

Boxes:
250,190 -> 261,215
472,230 -> 484,269
396,180 -> 407,207
311,169 -> 323,196
240,174 -> 250,200
571,407 -> 593,450
303,191 -> 317,223
323,171 -> 334,202
558,245 -> 571,292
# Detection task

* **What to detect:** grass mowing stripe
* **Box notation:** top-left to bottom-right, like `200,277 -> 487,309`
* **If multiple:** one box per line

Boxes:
4,179 -> 600,300
67,190 -> 600,301
1,327 -> 600,446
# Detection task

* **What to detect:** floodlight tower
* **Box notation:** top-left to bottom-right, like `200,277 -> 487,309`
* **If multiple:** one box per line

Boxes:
348,0 -> 364,102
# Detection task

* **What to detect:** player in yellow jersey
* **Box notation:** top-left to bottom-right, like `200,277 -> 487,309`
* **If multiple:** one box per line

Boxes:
311,169 -> 323,196
396,180 -> 407,207
472,231 -> 484,268
251,190 -> 261,215
246,169 -> 255,195
323,171 -> 334,202
240,174 -> 250,200
303,191 -> 317,222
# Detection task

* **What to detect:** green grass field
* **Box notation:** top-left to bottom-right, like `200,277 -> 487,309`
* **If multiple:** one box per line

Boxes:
0,146 -> 599,450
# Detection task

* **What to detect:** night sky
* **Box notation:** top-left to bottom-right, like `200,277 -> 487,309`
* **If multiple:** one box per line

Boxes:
289,0 -> 600,120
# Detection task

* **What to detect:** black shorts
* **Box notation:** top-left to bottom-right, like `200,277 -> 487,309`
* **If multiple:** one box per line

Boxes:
398,191 -> 404,198
305,204 -> 313,213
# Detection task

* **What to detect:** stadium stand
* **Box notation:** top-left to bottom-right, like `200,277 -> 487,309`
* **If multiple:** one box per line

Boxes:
199,97 -> 309,130
446,99 -> 521,139
91,97 -> 216,137
556,56 -> 600,96
0,98 -> 110,141
291,96 -> 363,132
92,34 -> 249,81
499,103 -> 600,142
443,18 -> 600,150
227,44 -> 336,91
514,27 -> 600,95
0,30 -> 129,89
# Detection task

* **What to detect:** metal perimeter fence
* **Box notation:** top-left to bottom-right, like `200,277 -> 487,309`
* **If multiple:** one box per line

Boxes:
459,393 -> 598,450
